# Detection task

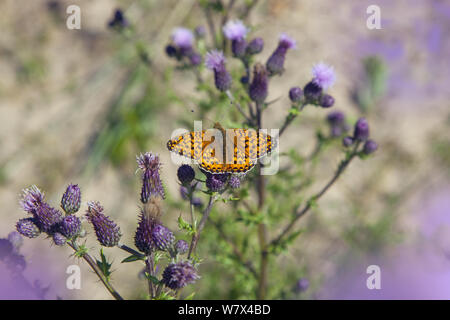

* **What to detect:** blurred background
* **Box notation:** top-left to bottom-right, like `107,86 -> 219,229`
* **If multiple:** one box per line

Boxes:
0,0 -> 449,299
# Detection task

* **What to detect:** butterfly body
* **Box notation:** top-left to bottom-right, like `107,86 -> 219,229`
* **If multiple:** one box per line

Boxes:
167,124 -> 276,174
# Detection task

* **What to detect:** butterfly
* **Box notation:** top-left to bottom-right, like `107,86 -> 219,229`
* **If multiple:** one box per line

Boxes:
167,123 -> 277,174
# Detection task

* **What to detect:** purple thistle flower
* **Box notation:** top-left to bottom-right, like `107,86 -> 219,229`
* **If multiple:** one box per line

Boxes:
247,37 -> 264,55
19,185 -> 45,213
228,175 -> 241,189
231,38 -> 247,58
342,136 -> 354,147
249,63 -> 268,104
312,63 -> 336,90
16,218 -> 40,239
303,81 -> 323,102
205,50 -> 232,92
223,20 -> 248,40
59,215 -> 81,238
177,165 -> 195,185
162,261 -> 199,290
86,201 -> 121,247
108,9 -> 128,29
266,33 -> 296,75
135,210 -> 156,254
33,204 -> 63,233
60,184 -> 81,214
206,173 -> 228,192
319,94 -> 335,108
188,52 -> 202,66
52,232 -> 66,246
7,232 -> 23,253
363,139 -> 378,155
327,111 -> 345,125
151,224 -> 175,251
175,240 -> 189,255
354,117 -> 370,141
137,152 -> 165,203
165,45 -> 178,58
289,87 -> 303,103
171,27 -> 194,49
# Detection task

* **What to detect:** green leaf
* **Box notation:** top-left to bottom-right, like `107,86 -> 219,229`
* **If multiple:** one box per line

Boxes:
96,248 -> 112,280
121,254 -> 144,263
184,292 -> 196,300
145,273 -> 161,285
178,215 -> 195,235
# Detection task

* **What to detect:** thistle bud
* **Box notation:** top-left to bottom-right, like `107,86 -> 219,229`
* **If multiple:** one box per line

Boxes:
86,201 -> 121,247
342,136 -> 354,147
175,240 -> 189,254
59,215 -> 81,238
137,152 -> 165,203
162,261 -> 199,290
294,278 -> 310,293
289,87 -> 303,103
177,165 -> 195,185
303,81 -> 322,102
363,139 -> 378,155
266,33 -> 296,75
228,175 -> 241,189
354,118 -> 370,141
16,218 -> 40,238
231,38 -> 247,58
52,232 -> 66,246
247,37 -> 264,55
206,173 -> 228,192
151,224 -> 175,251
319,94 -> 335,108
205,50 -> 232,92
33,204 -> 63,233
61,184 -> 81,214
249,63 -> 268,104
135,210 -> 156,254
108,9 -> 128,30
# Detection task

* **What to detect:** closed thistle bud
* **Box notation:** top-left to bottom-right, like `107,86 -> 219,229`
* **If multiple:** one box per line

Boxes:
206,173 -> 228,192
303,81 -> 322,102
247,37 -> 264,55
266,33 -> 296,75
289,87 -> 303,103
165,45 -> 178,58
231,38 -> 247,58
175,240 -> 189,254
177,165 -> 195,185
249,63 -> 268,104
33,204 -> 63,233
52,232 -> 66,246
205,50 -> 232,92
108,9 -> 128,30
327,111 -> 345,126
319,94 -> 335,108
16,218 -> 40,238
228,175 -> 241,189
342,136 -> 354,147
135,215 -> 155,254
61,184 -> 81,214
354,117 -> 370,141
151,224 -> 175,251
162,261 -> 199,290
137,152 -> 165,203
86,201 -> 121,247
59,215 -> 81,238
363,139 -> 378,155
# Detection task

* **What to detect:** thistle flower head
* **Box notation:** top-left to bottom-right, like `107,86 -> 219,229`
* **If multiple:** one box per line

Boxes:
61,184 -> 81,214
249,63 -> 268,103
16,218 -> 40,239
175,240 -> 189,255
289,87 -> 303,103
353,117 -> 370,141
205,50 -> 226,71
320,94 -> 335,108
223,20 -> 248,40
86,201 -> 121,247
342,136 -> 354,147
59,215 -> 81,238
52,232 -> 66,246
19,185 -> 45,213
278,33 -> 297,50
303,81 -> 323,102
247,37 -> 264,55
327,111 -> 345,125
151,224 -> 175,251
312,63 -> 336,90
206,173 -> 228,192
171,27 -> 194,49
177,165 -> 195,185
137,152 -> 165,202
108,9 -> 128,29
134,209 -> 156,254
162,261 -> 199,290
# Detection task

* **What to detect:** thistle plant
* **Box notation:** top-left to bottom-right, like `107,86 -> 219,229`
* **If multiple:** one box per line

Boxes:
5,2 -> 379,300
